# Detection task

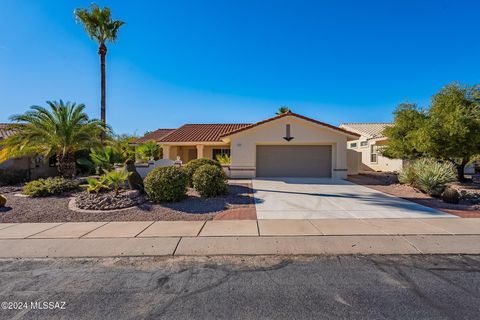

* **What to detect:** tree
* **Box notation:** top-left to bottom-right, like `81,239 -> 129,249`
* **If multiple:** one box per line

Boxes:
383,83 -> 480,181
382,103 -> 427,160
276,106 -> 291,115
136,140 -> 162,161
75,4 -> 124,126
0,101 -> 104,177
417,83 -> 480,181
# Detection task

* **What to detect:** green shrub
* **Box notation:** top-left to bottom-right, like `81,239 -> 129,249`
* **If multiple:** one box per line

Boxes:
413,159 -> 456,196
398,162 -> 417,185
23,177 -> 79,197
103,169 -> 131,195
144,166 -> 188,202
192,164 -> 228,197
0,194 -> 6,207
215,154 -> 231,165
183,158 -> 221,186
83,176 -> 110,194
136,140 -> 162,162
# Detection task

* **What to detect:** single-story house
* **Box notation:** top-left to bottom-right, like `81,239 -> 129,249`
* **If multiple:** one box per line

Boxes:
137,112 -> 360,179
0,124 -> 57,182
339,123 -> 404,172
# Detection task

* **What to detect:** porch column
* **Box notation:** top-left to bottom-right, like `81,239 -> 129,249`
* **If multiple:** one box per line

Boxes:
162,145 -> 171,160
196,145 -> 205,159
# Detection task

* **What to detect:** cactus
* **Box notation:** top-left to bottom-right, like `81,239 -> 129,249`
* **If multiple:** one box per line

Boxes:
0,194 -> 6,207
442,187 -> 460,204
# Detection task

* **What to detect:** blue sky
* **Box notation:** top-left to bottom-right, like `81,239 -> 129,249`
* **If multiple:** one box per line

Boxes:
1,0 -> 479,135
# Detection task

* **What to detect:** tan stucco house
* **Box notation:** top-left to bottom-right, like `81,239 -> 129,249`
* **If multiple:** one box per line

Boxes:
0,124 -> 57,182
340,123 -> 404,172
137,112 -> 360,179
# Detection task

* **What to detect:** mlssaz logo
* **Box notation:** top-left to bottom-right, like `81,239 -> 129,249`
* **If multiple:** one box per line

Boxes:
283,124 -> 294,141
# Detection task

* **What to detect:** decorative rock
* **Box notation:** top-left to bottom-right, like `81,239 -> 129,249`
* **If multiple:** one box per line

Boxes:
0,194 -> 6,207
75,191 -> 145,211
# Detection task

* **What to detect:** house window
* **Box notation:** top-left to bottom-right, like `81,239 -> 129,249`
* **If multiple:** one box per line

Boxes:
370,145 -> 378,163
212,148 -> 231,159
360,141 -> 368,147
350,142 -> 357,148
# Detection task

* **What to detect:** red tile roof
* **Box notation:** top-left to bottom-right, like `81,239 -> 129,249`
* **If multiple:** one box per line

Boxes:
0,123 -> 17,140
135,129 -> 175,143
159,124 -> 251,143
220,112 -> 361,138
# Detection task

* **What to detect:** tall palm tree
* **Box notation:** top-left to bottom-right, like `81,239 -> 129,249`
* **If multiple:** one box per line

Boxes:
75,4 -> 124,126
0,101 -> 105,177
276,106 -> 291,115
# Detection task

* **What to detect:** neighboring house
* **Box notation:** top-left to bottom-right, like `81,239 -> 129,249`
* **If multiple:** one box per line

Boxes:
340,123 -> 404,172
137,112 -> 360,179
0,124 -> 57,181
133,128 -> 175,145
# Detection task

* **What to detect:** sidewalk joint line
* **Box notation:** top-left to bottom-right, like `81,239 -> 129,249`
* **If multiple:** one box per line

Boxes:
196,220 -> 208,237
172,237 -> 182,256
25,222 -> 67,239
134,221 -> 156,238
78,221 -> 110,238
400,235 -> 424,254
306,219 -> 324,235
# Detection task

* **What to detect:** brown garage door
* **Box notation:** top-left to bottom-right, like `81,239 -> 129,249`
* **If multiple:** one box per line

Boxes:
256,145 -> 332,177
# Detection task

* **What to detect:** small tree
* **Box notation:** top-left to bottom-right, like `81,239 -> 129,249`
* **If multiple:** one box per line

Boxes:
136,140 -> 162,161
382,103 -> 427,160
383,83 -> 480,181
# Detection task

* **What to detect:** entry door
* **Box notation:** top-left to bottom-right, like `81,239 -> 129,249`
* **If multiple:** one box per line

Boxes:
256,145 -> 332,177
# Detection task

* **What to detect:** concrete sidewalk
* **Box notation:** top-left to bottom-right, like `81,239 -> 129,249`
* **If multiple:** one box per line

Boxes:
0,218 -> 479,257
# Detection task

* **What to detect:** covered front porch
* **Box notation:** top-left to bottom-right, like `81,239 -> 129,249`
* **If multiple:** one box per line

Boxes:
162,142 -> 231,163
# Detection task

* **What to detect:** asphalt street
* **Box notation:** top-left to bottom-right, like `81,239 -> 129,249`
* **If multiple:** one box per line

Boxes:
0,255 -> 479,319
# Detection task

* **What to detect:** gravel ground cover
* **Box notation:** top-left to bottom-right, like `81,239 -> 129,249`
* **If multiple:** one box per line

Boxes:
0,183 -> 255,223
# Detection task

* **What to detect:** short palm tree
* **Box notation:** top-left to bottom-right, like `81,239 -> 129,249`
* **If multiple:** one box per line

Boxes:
0,101 -> 105,177
75,4 -> 124,126
276,106 -> 291,115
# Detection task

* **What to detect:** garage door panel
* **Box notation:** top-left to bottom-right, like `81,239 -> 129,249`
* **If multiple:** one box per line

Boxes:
256,145 -> 332,177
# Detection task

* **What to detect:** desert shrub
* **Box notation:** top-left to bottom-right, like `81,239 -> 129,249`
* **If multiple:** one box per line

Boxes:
215,153 -> 231,165
442,187 -> 460,204
103,169 -> 131,195
136,140 -> 162,162
192,164 -> 228,197
84,176 -> 110,194
413,159 -> 456,196
0,194 -> 6,207
183,158 -> 221,186
398,162 -> 417,186
144,166 -> 188,202
23,177 -> 79,197
0,169 -> 29,186
89,147 -> 122,174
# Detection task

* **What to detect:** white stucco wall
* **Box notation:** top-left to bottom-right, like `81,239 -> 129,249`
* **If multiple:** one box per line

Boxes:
227,116 -> 350,179
347,136 -> 403,172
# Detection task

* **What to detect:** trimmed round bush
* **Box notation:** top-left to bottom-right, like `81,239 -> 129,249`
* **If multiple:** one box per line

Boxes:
23,177 -> 79,197
192,164 -> 228,197
144,166 -> 188,202
0,194 -> 6,207
183,158 -> 222,186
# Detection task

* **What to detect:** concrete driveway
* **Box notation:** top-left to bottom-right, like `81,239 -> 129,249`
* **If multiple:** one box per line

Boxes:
252,178 -> 454,219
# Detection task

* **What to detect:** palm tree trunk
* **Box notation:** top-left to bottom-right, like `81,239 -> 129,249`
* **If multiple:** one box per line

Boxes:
57,153 -> 76,178
98,43 -> 107,128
